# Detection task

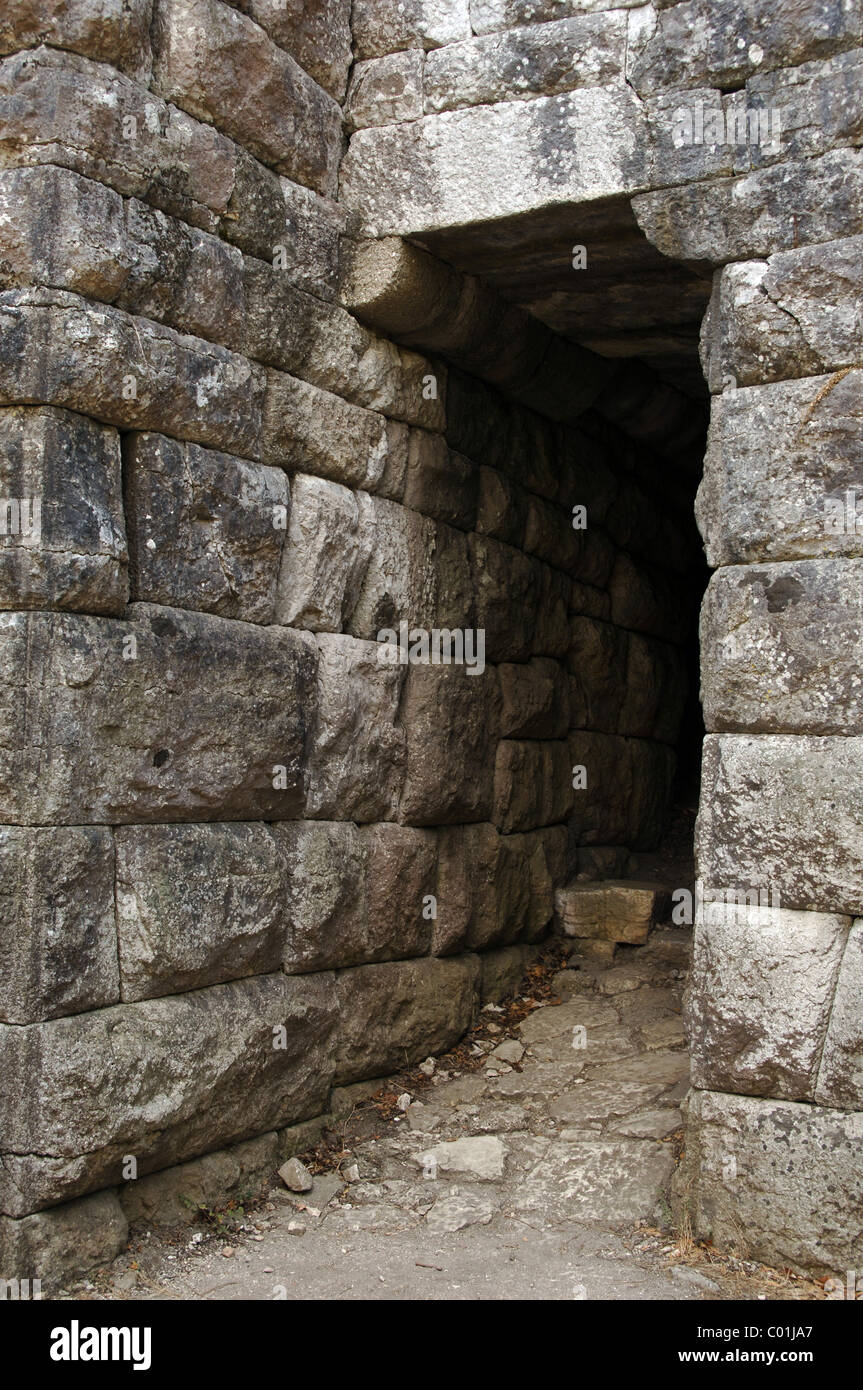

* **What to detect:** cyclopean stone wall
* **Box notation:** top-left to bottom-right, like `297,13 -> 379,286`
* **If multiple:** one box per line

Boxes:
0,0 -> 860,1283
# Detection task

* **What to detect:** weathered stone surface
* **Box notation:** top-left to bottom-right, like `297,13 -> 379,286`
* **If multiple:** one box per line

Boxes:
701,559 -> 863,734
152,0 -> 343,195
115,824 -> 285,1001
0,1191 -> 128,1285
347,496 -> 439,638
120,1129 -> 282,1229
278,820 -> 436,971
275,475 -> 374,632
230,0 -> 352,98
423,14 -> 625,112
555,881 -> 671,945
125,433 -> 287,623
353,0 -> 471,59
262,372 -> 388,491
680,1089 -> 863,1275
701,239 -> 863,392
619,633 -> 687,744
471,0 -> 648,34
0,0 -> 153,80
689,904 -> 850,1101
0,289 -> 265,460
0,972 -> 336,1214
347,52 -> 425,130
743,50 -> 863,173
697,734 -> 863,917
278,178 -> 347,302
567,617 -> 627,733
492,739 -> 573,833
697,371 -> 863,566
498,657 -> 569,738
403,431 -> 478,531
568,732 -> 674,850
335,956 -> 480,1084
0,606 -> 316,824
306,634 -> 406,822
0,826 -> 118,1025
413,1135 -> 506,1178
434,823 -> 556,954
470,535 -> 540,662
399,663 -> 501,825
815,917 -> 863,1109
608,552 -> 691,643
0,406 -> 127,614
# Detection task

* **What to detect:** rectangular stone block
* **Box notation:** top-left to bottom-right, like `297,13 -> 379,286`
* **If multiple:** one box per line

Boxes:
0,289 -> 266,460
0,406 -> 127,614
434,822 -> 558,955
233,0 -> 352,99
470,535 -> 541,662
398,663 -> 501,825
619,632 -> 687,744
697,371 -> 863,566
498,657 -> 569,739
816,917 -> 863,1109
688,903 -> 851,1101
680,1089 -> 863,1276
0,605 -> 316,824
0,972 -> 336,1215
471,0 -> 647,33
0,0 -> 153,79
0,826 -> 119,1025
492,739 -> 573,834
697,733 -> 863,916
555,880 -> 670,945
261,371 -> 388,491
701,559 -> 863,734
403,431 -> 478,531
744,50 -> 863,172
152,0 -> 343,195
275,474 -> 374,632
347,495 -> 440,638
608,552 -> 692,643
334,956 -> 479,1085
305,633 -> 407,822
278,820 -> 436,972
569,732 -> 674,850
115,824 -> 286,1001
0,1191 -> 128,1286
125,432 -> 287,623
567,617 -> 628,733
353,0 -> 471,59
346,51 -> 424,130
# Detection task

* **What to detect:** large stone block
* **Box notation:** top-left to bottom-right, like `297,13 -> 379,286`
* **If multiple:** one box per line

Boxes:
115,824 -> 285,1001
346,51 -> 424,130
568,732 -> 674,850
230,0 -> 352,98
0,1191 -> 128,1285
815,917 -> 863,1109
125,433 -> 287,623
688,903 -> 850,1101
261,372 -> 388,491
0,0 -> 153,80
492,739 -> 573,833
701,559 -> 863,734
403,431 -> 478,531
306,634 -> 407,822
608,552 -> 692,643
0,289 -> 265,460
619,632 -> 687,744
275,474 -> 374,632
0,406 -> 127,614
152,0 -> 343,195
470,534 -> 541,662
680,1089 -> 863,1275
423,14 -> 625,113
567,617 -> 628,733
399,663 -> 501,824
0,972 -> 336,1215
334,956 -> 479,1084
352,0 -> 471,59
555,880 -> 670,945
347,496 -> 439,638
0,826 -> 118,1025
697,734 -> 863,917
498,657 -> 569,739
0,605 -> 316,824
434,823 -> 557,954
278,820 -> 436,971
696,371 -> 863,566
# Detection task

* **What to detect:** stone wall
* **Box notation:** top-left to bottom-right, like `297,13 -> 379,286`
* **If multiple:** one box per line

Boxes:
0,0 -> 704,1282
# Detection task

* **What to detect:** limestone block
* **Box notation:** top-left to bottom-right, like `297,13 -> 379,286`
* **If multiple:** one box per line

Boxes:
152,0 -> 343,195
261,371 -> 388,491
0,1192 -> 128,1285
744,50 -> 863,171
115,823 -> 286,1001
278,820 -> 436,971
680,1089 -> 863,1275
348,496 -> 439,639
569,732 -> 674,849
0,288 -> 265,460
498,657 -> 569,739
306,634 -> 406,822
347,52 -> 424,129
0,605 -> 316,824
522,494 -> 580,572
0,972 -> 336,1215
554,880 -> 671,944
619,633 -> 687,744
701,559 -> 863,735
434,823 -> 554,953
0,406 -> 127,614
471,0 -> 647,33
0,0 -> 153,80
492,740 -> 573,834
628,739 -> 676,851
476,465 -> 527,548
534,565 -> 573,659
0,827 -> 118,1025
232,0 -> 352,98
470,535 -> 540,662
403,431 -> 478,531
423,14 -> 625,113
334,956 -> 479,1084
278,178 -> 347,301
689,903 -> 850,1100
399,663 -> 502,825
275,474 -> 374,632
125,433 -> 287,623
353,0 -> 471,60
697,733 -> 863,917
567,617 -> 628,733
816,917 -> 863,1108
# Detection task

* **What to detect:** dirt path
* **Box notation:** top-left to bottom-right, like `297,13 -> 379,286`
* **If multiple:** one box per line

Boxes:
67,936 -> 821,1302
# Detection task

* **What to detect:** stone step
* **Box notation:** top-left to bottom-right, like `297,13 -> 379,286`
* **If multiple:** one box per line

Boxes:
554,880 -> 672,947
